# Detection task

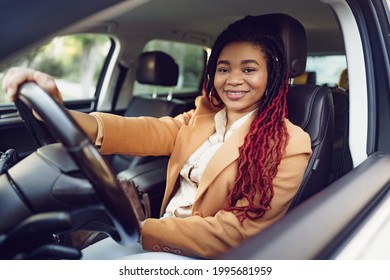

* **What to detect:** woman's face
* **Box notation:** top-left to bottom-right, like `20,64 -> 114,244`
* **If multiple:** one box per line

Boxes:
214,41 -> 268,116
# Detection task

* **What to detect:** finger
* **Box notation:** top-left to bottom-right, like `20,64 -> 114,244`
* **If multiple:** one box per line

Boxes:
2,67 -> 36,102
33,71 -> 63,104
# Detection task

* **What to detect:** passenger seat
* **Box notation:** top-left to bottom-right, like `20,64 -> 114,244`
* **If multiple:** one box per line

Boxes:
110,51 -> 186,173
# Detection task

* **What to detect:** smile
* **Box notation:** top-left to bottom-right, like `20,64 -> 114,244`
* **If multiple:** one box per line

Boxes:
226,91 -> 244,95
224,90 -> 249,95
224,90 -> 248,99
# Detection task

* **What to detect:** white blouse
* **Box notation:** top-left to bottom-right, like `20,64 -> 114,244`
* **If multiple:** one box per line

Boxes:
162,108 -> 256,218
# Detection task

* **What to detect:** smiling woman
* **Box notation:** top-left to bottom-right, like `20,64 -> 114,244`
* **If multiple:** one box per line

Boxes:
0,0 -> 389,267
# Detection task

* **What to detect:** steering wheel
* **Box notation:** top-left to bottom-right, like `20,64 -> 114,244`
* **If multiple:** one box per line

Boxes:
15,94 -> 56,146
16,82 -> 140,246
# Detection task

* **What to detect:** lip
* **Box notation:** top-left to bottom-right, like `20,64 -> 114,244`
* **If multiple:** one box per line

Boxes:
223,90 -> 249,100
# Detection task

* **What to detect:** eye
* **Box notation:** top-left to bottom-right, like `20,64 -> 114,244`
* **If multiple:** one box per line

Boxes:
217,67 -> 230,73
243,68 -> 256,73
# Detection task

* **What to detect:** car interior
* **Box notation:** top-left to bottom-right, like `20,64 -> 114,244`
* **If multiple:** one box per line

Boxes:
117,13 -> 339,216
1,0 -> 389,260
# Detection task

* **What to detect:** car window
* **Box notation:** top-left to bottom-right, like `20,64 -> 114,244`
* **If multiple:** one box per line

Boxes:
0,34 -> 113,105
305,55 -> 347,86
133,39 -> 207,96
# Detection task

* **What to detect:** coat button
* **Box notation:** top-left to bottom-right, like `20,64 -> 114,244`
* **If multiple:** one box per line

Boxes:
162,246 -> 171,252
152,244 -> 161,251
173,249 -> 182,255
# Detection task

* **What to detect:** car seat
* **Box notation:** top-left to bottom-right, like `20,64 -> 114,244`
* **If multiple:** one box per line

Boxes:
110,51 -> 186,173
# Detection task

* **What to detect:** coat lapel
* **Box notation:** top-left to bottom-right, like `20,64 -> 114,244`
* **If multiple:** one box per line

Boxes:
161,104 -> 257,213
194,111 -> 257,202
162,113 -> 216,210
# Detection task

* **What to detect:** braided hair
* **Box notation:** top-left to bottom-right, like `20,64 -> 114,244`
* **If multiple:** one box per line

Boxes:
204,16 -> 289,222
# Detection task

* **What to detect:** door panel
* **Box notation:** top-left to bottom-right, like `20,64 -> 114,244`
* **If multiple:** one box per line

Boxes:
222,152 -> 390,259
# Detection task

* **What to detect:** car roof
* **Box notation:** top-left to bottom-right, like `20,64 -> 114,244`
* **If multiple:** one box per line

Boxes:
109,0 -> 343,53
0,0 -> 344,62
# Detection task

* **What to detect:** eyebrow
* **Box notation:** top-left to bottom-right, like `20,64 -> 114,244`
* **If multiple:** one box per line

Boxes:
217,59 -> 260,66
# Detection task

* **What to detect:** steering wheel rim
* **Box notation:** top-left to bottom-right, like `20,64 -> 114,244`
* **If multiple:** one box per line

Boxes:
14,98 -> 56,146
17,82 -> 139,245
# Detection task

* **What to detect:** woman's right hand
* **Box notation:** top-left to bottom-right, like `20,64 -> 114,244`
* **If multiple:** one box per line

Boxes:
2,67 -> 99,144
2,67 -> 64,105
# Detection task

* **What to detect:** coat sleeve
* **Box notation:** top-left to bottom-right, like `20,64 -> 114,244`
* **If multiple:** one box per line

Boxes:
90,110 -> 194,156
141,127 -> 312,259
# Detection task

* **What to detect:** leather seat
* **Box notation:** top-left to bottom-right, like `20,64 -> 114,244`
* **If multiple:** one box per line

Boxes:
249,13 -> 335,210
110,51 -> 186,173
287,84 -> 334,208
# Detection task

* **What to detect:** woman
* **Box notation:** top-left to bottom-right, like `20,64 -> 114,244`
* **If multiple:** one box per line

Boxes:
2,16 -> 311,259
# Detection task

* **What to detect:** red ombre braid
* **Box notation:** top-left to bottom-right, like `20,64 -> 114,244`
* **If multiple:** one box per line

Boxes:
226,77 -> 289,223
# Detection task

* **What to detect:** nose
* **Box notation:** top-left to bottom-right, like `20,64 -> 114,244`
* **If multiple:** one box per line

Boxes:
226,71 -> 244,86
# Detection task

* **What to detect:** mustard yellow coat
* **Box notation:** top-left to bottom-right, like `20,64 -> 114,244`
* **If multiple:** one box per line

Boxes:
93,96 -> 312,259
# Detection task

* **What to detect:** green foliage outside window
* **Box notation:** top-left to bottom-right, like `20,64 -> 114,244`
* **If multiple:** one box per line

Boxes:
0,34 -> 111,104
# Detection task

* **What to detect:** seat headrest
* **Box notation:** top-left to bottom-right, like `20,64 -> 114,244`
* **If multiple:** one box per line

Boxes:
338,69 -> 348,90
293,71 -> 317,85
136,51 -> 179,86
251,13 -> 307,78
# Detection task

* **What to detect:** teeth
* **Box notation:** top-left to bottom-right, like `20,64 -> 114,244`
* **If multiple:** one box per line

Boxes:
226,91 -> 243,95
